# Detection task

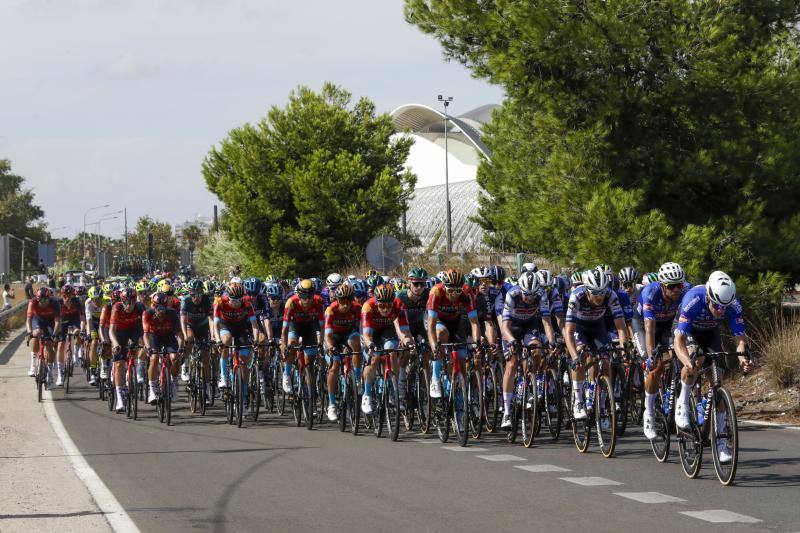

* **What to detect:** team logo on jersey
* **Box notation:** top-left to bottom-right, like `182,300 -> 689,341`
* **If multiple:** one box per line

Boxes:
682,295 -> 700,312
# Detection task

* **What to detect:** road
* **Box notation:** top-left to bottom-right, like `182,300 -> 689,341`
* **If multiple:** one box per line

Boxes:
23,338 -> 800,532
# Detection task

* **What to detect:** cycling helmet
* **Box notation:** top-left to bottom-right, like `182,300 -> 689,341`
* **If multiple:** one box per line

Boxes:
311,277 -> 323,293
596,263 -> 612,274
537,269 -> 554,288
582,267 -> 610,294
229,276 -> 243,286
571,271 -> 583,286
35,287 -> 49,299
347,274 -> 358,283
611,274 -> 620,292
102,282 -> 113,295
489,265 -> 506,283
365,269 -> 378,279
518,271 -> 540,295
187,278 -> 204,295
264,275 -> 278,285
243,277 -> 261,295
436,271 -> 446,282
520,262 -> 538,274
60,284 -> 74,296
471,266 -> 491,279
393,278 -> 407,291
657,262 -> 685,284
374,284 -> 395,303
296,279 -> 314,297
366,275 -> 382,290
464,274 -> 478,288
151,293 -> 167,308
407,267 -> 428,281
442,269 -> 464,288
227,283 -> 245,299
326,273 -> 343,289
87,286 -> 102,300
120,288 -> 136,303
706,271 -> 736,306
426,276 -> 437,289
643,272 -> 658,284
336,283 -> 355,300
618,267 -> 638,284
505,275 -> 518,285
265,283 -> 284,300
351,279 -> 368,298
109,288 -> 122,302
135,281 -> 148,293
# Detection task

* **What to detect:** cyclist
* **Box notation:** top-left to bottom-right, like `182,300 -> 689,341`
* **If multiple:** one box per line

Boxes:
641,262 -> 691,440
321,273 -> 343,307
361,284 -> 413,414
109,288 -> 145,413
214,283 -> 259,414
396,267 -> 430,394
426,269 -> 481,399
265,283 -> 285,344
280,279 -> 324,395
520,262 -> 538,274
351,279 -> 368,305
323,283 -> 362,421
537,269 -> 565,335
135,280 -> 150,307
26,287 -> 62,388
671,271 -> 751,461
55,284 -> 85,387
143,293 -> 184,405
97,285 -> 120,383
618,267 -> 642,354
84,286 -> 106,386
180,279 -> 214,402
499,271 -> 557,428
564,267 -> 629,421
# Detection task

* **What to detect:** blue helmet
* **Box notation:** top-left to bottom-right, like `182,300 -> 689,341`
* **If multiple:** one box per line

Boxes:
243,277 -> 261,296
265,283 -> 284,300
351,279 -> 367,299
426,276 -> 437,289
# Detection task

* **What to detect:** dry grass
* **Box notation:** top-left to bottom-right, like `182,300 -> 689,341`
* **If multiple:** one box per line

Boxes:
756,315 -> 800,389
342,253 -> 563,278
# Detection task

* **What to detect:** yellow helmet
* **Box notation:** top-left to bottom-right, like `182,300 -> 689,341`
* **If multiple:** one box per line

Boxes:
88,286 -> 102,299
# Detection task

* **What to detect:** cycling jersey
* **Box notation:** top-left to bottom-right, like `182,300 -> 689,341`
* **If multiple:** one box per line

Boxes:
142,308 -> 181,337
361,297 -> 409,334
214,295 -> 256,324
640,281 -> 691,323
427,283 -> 477,323
605,289 -> 632,327
324,301 -> 361,335
111,302 -> 146,331
396,287 -> 429,325
676,285 -> 745,336
27,298 -> 61,334
282,294 -> 325,327
59,297 -> 83,327
501,286 -> 550,324
99,302 -> 113,329
565,286 -> 623,325
180,294 -> 213,327
245,293 -> 271,322
493,280 -> 516,317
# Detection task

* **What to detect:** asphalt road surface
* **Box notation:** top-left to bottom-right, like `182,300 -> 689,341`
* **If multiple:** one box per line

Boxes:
46,357 -> 800,533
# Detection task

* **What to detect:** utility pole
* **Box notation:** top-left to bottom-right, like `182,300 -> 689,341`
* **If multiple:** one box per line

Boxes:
438,94 -> 454,254
124,207 -> 129,262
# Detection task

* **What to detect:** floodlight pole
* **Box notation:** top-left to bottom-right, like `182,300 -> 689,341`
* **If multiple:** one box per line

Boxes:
438,95 -> 454,254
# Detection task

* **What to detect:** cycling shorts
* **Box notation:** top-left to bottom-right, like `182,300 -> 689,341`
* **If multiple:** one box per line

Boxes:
435,318 -> 468,359
683,328 -> 725,369
148,333 -> 179,354
325,330 -> 360,365
57,320 -> 81,341
573,321 -> 612,352
187,323 -> 211,343
113,330 -> 143,361
364,327 -> 398,362
287,321 -> 318,344
502,319 -> 544,351
31,317 -> 55,338
219,320 -> 251,345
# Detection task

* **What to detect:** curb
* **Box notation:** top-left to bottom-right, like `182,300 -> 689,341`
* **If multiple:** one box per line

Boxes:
740,418 -> 800,431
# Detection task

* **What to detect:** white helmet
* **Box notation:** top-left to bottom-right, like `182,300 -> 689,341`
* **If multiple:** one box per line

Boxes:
706,271 -> 736,306
436,271 -> 446,282
471,266 -> 491,279
518,271 -> 540,295
537,269 -> 554,288
347,274 -> 358,283
582,267 -> 610,293
618,266 -> 638,283
657,262 -> 685,284
520,262 -> 538,274
326,273 -> 343,287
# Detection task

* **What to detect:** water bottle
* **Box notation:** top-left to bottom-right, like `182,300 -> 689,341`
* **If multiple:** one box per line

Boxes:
536,375 -> 544,399
696,397 -> 708,426
662,389 -> 671,416
586,382 -> 595,410
515,378 -> 524,401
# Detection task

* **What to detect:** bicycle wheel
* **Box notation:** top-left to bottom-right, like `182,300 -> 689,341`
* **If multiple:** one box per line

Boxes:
235,368 -> 244,428
126,366 -> 134,419
338,372 -> 347,432
130,366 -> 139,420
522,376 -> 537,448
711,387 -> 738,485
572,383 -> 590,453
451,373 -> 468,447
468,368 -> 483,440
189,363 -> 199,414
198,363 -> 207,416
36,358 -> 45,402
165,371 -> 172,426
613,365 -> 628,436
249,369 -> 261,422
303,366 -> 315,430
209,355 -> 218,407
678,395 -> 702,479
292,368 -> 302,427
224,382 -> 234,425
277,361 -> 288,416
596,375 -> 617,458
483,365 -> 499,433
402,368 -> 416,432
650,393 -> 670,462
561,364 -> 573,430
157,368 -> 166,424
385,374 -> 401,442
544,368 -> 562,441
315,365 -> 326,425
64,358 -> 72,394
418,368 -> 431,434
348,372 -> 361,435
107,374 -> 115,412
628,363 -> 644,425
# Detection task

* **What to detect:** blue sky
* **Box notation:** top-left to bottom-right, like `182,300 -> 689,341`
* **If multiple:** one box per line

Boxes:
0,0 -> 503,238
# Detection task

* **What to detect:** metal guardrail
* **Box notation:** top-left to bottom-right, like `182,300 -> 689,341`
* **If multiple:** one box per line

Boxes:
0,301 -> 26,322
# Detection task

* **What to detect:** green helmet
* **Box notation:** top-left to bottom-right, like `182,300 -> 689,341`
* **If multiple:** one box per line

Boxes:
464,273 -> 478,288
187,278 -> 204,295
407,267 -> 428,281
644,272 -> 659,284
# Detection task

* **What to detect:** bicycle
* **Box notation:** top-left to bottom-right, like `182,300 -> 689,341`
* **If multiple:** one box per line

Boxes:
648,345 -> 678,463
122,342 -> 142,420
503,342 -> 538,448
571,346 -> 617,458
314,353 -> 328,425
187,339 -> 210,416
221,344 -> 253,428
27,333 -> 53,402
609,344 -> 630,436
533,346 -> 563,442
248,343 -> 263,423
432,342 -> 475,447
330,347 -> 360,434
465,344 -> 486,440
401,341 -> 430,433
364,346 -> 406,441
677,348 -> 751,485
62,330 -> 81,394
286,344 -> 317,430
480,342 -> 502,434
261,340 -> 281,413
151,346 -> 174,426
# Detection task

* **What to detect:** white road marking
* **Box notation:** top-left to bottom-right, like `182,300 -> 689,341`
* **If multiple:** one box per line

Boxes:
442,446 -> 488,452
475,454 -> 526,462
410,438 -> 439,443
514,464 -> 572,473
42,390 -> 141,533
679,510 -> 762,524
740,419 -> 800,431
560,476 -> 623,486
614,492 -> 686,504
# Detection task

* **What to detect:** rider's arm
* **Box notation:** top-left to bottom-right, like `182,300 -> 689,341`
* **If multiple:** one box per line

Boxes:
564,322 -> 578,360
673,330 -> 692,367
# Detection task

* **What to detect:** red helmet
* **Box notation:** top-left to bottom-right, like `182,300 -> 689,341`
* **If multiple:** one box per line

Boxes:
60,284 -> 74,296
151,292 -> 167,309
120,288 -> 137,303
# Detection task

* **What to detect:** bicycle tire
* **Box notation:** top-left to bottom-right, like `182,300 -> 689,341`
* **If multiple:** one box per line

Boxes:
678,394 -> 702,478
386,374 -> 401,442
130,367 -> 139,420
437,394 -> 450,443
251,369 -> 261,422
64,358 -> 72,394
107,373 -> 115,412
189,364 -> 199,414
37,357 -> 45,403
452,373 -> 468,447
522,375 -> 537,448
338,371 -> 347,432
198,362 -> 207,416
613,364 -> 628,436
126,365 -> 134,419
484,364 -> 499,433
402,369 -> 416,433
374,377 -> 385,438
315,365 -> 326,425
596,375 -> 617,458
468,368 -> 483,440
165,370 -> 172,427
628,363 -> 644,425
209,355 -> 218,408
544,368 -> 562,441
561,364 -> 573,431
572,383 -> 590,453
235,367 -> 244,428
277,361 -> 287,416
418,368 -> 431,434
158,368 -> 166,424
303,366 -> 315,430
651,393 -> 670,462
292,368 -> 302,427
348,372 -> 361,435
711,387 -> 738,485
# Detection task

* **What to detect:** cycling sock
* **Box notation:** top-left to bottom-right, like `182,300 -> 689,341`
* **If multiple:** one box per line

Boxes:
283,363 -> 293,377
645,392 -> 657,414
220,358 -> 229,378
432,360 -> 443,381
55,362 -> 62,374
137,360 -> 146,379
503,392 -> 512,414
30,353 -> 36,367
574,381 -> 585,403
149,380 -> 158,392
328,392 -> 336,405
678,380 -> 690,407
354,366 -> 362,381
365,382 -> 373,396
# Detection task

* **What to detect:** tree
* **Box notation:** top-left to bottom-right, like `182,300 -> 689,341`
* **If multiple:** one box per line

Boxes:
0,159 -> 48,278
181,225 -> 203,254
202,82 -> 416,276
196,231 -> 251,279
406,1 -> 800,287
128,216 -> 179,268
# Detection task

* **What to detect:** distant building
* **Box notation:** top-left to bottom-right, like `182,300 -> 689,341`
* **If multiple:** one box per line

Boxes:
175,215 -> 213,247
391,103 -> 498,252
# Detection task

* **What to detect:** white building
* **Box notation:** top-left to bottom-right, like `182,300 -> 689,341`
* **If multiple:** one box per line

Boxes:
391,103 -> 498,252
175,215 -> 213,246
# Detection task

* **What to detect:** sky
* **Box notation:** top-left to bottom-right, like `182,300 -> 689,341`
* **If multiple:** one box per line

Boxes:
0,0 -> 504,239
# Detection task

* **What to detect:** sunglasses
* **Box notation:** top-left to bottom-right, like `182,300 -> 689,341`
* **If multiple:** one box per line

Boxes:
664,283 -> 683,291
410,281 -> 426,288
587,288 -> 607,296
445,287 -> 462,295
622,281 -> 634,288
710,302 -> 728,311
229,297 -> 242,304
298,293 -> 311,300
376,301 -> 393,308
337,297 -> 353,303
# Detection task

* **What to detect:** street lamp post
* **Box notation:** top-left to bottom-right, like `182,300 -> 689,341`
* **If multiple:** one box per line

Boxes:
438,94 -> 454,254
91,214 -> 120,276
83,204 -> 109,261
